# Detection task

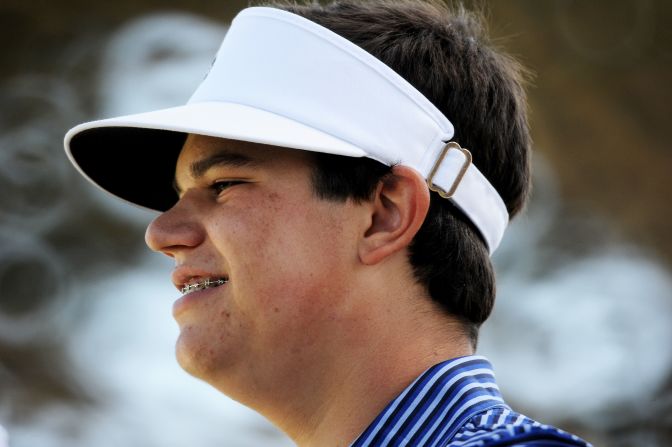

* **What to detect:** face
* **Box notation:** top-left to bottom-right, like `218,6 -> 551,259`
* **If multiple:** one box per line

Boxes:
145,134 -> 364,401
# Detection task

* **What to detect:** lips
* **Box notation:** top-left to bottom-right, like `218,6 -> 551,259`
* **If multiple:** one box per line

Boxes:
171,269 -> 229,319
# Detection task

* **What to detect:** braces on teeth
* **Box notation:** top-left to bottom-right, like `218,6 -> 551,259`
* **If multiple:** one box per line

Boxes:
181,278 -> 228,294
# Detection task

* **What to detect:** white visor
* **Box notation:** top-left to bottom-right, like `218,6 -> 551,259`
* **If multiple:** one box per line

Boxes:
64,7 -> 509,253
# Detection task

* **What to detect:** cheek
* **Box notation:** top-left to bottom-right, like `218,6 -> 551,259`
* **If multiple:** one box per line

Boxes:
208,188 -> 357,309
230,193 -> 349,268
265,233 -> 355,340
236,200 -> 353,317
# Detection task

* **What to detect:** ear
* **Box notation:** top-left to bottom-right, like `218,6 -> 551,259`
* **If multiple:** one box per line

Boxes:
358,165 -> 430,265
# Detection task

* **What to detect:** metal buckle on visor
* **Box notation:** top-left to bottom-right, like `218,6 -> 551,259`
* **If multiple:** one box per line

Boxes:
427,142 -> 472,199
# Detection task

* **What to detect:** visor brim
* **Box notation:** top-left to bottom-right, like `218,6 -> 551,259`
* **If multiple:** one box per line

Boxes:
65,101 -> 367,211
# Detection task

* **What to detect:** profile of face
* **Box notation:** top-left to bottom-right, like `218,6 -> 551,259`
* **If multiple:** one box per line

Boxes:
144,134 -> 366,400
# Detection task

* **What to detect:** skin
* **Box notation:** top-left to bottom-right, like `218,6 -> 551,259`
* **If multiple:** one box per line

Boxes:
145,134 -> 473,446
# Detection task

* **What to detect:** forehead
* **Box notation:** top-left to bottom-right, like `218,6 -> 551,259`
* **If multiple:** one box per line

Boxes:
174,134 -> 314,188
177,134 -> 275,165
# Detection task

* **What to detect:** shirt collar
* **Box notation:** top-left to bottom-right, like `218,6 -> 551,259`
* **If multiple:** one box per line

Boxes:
351,355 -> 507,447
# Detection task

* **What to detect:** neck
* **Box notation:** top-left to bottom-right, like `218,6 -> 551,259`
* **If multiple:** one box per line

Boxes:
296,338 -> 472,447
265,284 -> 474,446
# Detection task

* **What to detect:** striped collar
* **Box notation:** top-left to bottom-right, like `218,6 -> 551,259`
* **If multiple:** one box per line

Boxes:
350,356 -> 507,447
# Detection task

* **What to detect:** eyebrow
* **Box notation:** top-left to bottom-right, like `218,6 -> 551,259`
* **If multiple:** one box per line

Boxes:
173,151 -> 260,195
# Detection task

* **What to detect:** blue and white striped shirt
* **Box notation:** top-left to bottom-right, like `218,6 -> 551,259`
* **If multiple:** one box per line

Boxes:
350,356 -> 591,447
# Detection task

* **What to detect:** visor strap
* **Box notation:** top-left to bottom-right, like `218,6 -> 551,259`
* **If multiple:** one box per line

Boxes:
424,141 -> 509,253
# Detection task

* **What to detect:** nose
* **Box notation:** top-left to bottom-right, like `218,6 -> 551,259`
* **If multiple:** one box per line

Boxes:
145,197 -> 205,258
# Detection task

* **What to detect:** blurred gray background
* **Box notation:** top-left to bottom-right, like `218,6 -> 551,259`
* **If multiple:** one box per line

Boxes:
0,1 -> 671,446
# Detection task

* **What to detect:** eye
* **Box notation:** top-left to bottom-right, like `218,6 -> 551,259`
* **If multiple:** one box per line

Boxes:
210,180 -> 245,195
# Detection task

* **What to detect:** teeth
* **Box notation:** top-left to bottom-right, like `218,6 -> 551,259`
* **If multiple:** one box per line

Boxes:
181,278 -> 227,294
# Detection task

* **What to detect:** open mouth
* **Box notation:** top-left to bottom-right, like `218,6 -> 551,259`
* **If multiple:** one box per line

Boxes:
180,277 -> 228,295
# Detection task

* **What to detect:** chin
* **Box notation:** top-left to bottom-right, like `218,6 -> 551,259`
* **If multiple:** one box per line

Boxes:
174,330 -> 228,381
